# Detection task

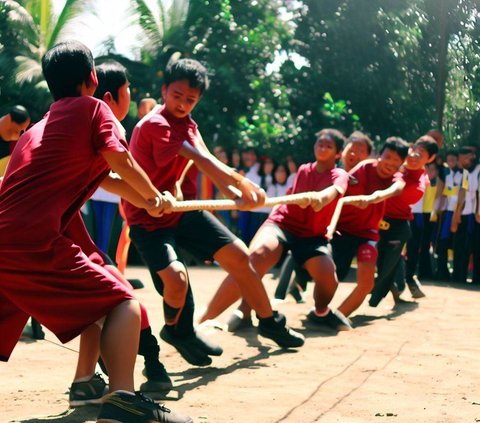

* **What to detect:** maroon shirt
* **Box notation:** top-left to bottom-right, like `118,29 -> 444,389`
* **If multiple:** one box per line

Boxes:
338,161 -> 403,241
123,105 -> 200,230
267,163 -> 349,238
0,96 -> 127,251
385,168 -> 428,220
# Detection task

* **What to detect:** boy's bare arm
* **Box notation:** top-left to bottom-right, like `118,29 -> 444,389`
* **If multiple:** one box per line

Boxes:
178,141 -> 265,209
299,186 -> 341,211
101,150 -> 173,214
347,180 -> 405,208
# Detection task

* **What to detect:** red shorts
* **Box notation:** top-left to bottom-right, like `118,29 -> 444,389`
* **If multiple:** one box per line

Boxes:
0,235 -> 135,362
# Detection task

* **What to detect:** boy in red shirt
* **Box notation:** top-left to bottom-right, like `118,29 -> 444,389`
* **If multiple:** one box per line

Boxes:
369,136 -> 438,306
329,137 -> 409,320
199,129 -> 351,330
0,41 -> 190,423
123,58 -> 304,366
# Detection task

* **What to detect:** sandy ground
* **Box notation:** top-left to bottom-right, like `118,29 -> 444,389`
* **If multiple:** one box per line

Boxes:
1,265 -> 480,423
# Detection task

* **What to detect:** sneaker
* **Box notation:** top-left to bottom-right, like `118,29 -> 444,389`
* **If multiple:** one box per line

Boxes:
258,317 -> 305,348
194,331 -> 223,356
128,278 -> 145,289
160,326 -> 212,367
307,309 -> 352,331
407,280 -> 426,299
97,391 -> 192,423
140,361 -> 173,393
227,310 -> 254,332
69,373 -> 108,407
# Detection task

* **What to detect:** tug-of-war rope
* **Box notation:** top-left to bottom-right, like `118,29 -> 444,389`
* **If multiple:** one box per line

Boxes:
169,193 -> 367,240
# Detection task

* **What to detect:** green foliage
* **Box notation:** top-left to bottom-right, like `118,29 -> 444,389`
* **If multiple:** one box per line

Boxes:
0,0 -> 95,119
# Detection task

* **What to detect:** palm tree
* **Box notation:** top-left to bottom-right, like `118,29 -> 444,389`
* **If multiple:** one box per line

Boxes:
0,0 -> 94,118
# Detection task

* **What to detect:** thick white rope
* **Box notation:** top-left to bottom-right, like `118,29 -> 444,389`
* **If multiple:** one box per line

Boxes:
169,191 -> 321,212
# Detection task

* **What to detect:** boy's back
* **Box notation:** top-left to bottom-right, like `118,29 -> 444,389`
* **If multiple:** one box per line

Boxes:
0,96 -> 126,250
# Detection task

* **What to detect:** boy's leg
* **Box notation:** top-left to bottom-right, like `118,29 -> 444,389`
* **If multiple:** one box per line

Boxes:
337,242 -> 377,317
369,220 -> 411,307
304,252 -> 352,332
101,300 -> 140,392
74,324 -> 101,381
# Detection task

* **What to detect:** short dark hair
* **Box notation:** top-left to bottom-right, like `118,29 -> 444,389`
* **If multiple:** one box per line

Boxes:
42,40 -> 95,101
315,128 -> 346,153
164,58 -> 209,94
94,60 -> 128,102
446,148 -> 458,157
415,135 -> 439,157
458,145 -> 475,155
9,105 -> 29,124
347,131 -> 373,154
381,136 -> 410,160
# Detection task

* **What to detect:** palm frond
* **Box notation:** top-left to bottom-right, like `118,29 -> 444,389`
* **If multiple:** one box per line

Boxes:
14,55 -> 43,85
130,0 -> 163,47
0,0 -> 41,51
48,0 -> 96,48
167,0 -> 189,29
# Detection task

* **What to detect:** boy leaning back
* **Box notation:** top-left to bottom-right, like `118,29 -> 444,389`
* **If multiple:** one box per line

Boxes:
0,41 -> 191,423
199,129 -> 351,329
123,58 -> 304,365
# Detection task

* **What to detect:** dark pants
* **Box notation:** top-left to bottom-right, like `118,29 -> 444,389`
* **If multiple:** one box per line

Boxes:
434,211 -> 453,280
405,213 -> 435,282
369,218 -> 412,306
452,214 -> 474,284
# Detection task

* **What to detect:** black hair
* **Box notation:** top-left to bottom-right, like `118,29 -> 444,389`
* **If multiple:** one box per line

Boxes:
9,105 -> 29,124
164,58 -> 209,94
315,128 -> 346,153
445,149 -> 458,157
458,146 -> 475,155
42,40 -> 95,101
381,136 -> 410,160
347,131 -> 373,154
415,135 -> 439,157
94,60 -> 128,102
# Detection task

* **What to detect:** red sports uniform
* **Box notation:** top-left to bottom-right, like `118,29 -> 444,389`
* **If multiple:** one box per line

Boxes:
0,97 -> 135,361
123,105 -> 199,230
267,163 -> 349,238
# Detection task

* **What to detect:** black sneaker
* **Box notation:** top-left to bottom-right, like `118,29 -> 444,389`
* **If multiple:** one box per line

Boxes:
140,360 -> 173,393
160,326 -> 212,367
307,309 -> 352,331
128,278 -> 145,290
194,331 -> 223,356
69,373 -> 108,407
407,278 -> 426,299
97,391 -> 192,423
258,317 -> 305,348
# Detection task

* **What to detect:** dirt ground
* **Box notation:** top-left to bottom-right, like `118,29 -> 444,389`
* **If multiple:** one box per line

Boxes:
1,265 -> 480,423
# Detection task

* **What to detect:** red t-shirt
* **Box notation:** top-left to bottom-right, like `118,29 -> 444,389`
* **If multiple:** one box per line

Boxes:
385,168 -> 428,220
0,96 -> 127,251
123,105 -> 200,230
338,160 -> 403,240
267,163 -> 349,238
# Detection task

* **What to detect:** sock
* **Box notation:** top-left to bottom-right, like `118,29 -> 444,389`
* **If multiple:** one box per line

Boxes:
258,315 -> 276,328
138,326 -> 160,360
163,300 -> 183,326
175,286 -> 196,337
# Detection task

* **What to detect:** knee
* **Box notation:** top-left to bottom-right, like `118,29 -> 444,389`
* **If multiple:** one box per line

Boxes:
159,262 -> 189,295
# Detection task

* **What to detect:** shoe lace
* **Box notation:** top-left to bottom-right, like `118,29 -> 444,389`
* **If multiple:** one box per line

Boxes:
135,392 -> 171,413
